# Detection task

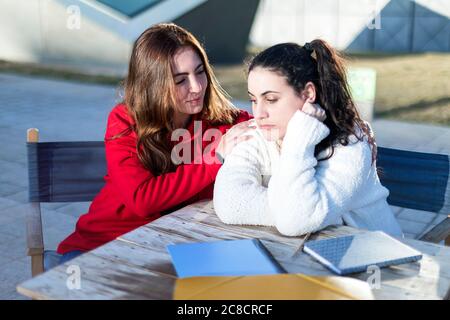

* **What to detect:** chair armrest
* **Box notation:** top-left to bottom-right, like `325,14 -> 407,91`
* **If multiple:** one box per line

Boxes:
419,217 -> 450,244
26,202 -> 44,256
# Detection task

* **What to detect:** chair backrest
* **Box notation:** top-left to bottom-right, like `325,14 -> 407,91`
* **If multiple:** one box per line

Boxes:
377,146 -> 450,214
25,129 -> 107,276
27,140 -> 106,202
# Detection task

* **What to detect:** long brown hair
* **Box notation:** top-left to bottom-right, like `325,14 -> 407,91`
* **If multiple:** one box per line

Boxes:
248,40 -> 377,163
121,23 -> 239,176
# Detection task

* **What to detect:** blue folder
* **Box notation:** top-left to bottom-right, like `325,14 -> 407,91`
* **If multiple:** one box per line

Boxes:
303,231 -> 423,275
167,239 -> 285,278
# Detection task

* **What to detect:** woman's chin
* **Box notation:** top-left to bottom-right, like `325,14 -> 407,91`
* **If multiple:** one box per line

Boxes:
185,102 -> 204,114
260,127 -> 283,141
180,105 -> 203,115
191,105 -> 204,114
262,133 -> 281,141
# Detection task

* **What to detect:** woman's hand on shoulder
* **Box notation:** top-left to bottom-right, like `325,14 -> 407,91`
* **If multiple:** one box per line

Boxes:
216,120 -> 256,160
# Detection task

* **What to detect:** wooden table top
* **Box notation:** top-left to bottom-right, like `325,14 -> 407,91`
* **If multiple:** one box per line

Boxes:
17,200 -> 450,300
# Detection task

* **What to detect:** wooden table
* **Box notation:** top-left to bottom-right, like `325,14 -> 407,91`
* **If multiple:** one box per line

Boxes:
17,200 -> 450,300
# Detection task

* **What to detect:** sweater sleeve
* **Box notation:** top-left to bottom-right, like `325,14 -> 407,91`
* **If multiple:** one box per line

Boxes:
268,110 -> 373,236
105,108 -> 221,218
213,131 -> 275,226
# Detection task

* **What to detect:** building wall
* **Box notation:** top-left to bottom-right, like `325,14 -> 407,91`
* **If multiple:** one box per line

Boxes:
250,0 -> 450,52
0,0 -> 447,75
1,0 -> 44,62
174,0 -> 260,63
0,0 -> 253,73
0,0 -> 131,75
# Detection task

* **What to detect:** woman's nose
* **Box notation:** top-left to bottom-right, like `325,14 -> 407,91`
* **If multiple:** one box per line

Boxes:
189,77 -> 202,93
253,102 -> 269,119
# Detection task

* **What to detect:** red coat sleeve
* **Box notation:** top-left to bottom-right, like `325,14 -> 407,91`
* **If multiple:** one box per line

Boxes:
104,105 -> 222,218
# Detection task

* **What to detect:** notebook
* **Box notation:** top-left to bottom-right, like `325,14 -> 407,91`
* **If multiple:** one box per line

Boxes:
167,239 -> 285,278
303,231 -> 423,275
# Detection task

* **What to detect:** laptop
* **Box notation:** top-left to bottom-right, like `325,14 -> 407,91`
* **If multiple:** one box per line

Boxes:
303,231 -> 423,275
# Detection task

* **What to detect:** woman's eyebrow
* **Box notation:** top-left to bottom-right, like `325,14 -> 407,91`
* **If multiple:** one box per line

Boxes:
173,63 -> 203,77
262,90 -> 280,96
248,90 -> 280,97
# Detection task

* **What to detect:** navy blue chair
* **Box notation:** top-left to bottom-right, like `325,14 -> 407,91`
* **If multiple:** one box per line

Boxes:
377,147 -> 450,243
26,129 -> 106,276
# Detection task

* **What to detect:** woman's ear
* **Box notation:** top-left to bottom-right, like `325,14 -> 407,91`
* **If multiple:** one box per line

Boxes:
301,82 -> 316,103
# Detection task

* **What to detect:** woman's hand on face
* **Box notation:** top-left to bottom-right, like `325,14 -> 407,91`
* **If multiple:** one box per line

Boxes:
301,101 -> 327,122
216,120 -> 256,160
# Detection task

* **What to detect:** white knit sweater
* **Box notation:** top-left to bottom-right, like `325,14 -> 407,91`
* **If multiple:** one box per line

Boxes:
213,110 -> 403,237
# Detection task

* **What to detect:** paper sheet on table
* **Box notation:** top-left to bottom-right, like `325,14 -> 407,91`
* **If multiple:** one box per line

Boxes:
174,273 -> 374,300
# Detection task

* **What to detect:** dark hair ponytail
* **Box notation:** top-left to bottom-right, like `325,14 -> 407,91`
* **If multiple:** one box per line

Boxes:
248,40 -> 377,163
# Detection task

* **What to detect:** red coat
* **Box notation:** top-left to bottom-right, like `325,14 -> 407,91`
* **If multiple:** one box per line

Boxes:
57,104 -> 251,254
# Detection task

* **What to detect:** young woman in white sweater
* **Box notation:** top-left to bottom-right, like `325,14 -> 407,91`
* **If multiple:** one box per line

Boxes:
213,40 -> 403,237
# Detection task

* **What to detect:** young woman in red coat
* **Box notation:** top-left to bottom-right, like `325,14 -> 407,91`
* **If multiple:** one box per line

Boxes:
57,23 -> 253,264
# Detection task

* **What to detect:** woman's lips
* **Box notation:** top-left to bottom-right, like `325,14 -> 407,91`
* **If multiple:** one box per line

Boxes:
258,124 -> 276,129
187,98 -> 202,105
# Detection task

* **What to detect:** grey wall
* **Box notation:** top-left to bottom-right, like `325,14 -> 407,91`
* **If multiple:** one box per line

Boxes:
0,0 -> 259,72
348,0 -> 449,52
174,0 -> 260,63
250,0 -> 449,53
0,0 -> 131,75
